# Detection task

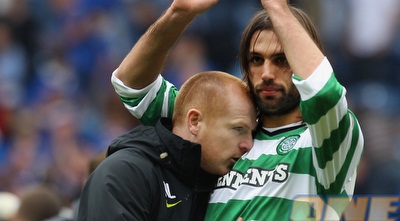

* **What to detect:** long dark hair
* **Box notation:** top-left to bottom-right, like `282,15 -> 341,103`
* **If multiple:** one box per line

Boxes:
239,7 -> 324,87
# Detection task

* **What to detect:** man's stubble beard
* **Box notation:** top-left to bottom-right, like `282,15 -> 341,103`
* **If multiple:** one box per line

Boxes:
255,84 -> 300,117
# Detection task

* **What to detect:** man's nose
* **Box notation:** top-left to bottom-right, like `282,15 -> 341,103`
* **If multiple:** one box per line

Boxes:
239,134 -> 254,153
261,61 -> 278,81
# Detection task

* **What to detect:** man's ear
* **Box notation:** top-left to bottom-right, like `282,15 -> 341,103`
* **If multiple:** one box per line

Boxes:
187,109 -> 202,136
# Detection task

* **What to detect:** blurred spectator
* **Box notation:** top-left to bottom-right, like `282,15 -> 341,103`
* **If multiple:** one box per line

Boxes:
0,16 -> 27,135
0,108 -> 48,195
0,192 -> 20,221
192,0 -> 260,72
340,0 -> 400,115
2,0 -> 38,86
13,186 -> 63,221
164,34 -> 214,88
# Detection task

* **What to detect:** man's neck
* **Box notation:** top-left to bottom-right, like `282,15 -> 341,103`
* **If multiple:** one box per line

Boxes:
261,109 -> 303,128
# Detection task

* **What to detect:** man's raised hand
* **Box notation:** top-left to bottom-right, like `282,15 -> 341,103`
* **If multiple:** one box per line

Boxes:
171,0 -> 219,16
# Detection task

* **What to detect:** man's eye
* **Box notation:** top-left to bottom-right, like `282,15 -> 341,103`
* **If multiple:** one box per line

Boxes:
274,56 -> 289,68
249,56 -> 263,65
234,127 -> 245,133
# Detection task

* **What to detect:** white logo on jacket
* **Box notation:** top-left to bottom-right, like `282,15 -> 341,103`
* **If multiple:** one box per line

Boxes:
163,181 -> 176,199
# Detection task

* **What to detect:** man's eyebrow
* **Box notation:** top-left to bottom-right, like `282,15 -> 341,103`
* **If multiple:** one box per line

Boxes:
273,52 -> 286,56
232,119 -> 253,128
271,52 -> 286,58
248,51 -> 260,55
248,50 -> 285,58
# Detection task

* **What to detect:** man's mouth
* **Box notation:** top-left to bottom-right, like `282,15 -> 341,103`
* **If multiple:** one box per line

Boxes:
259,86 -> 281,95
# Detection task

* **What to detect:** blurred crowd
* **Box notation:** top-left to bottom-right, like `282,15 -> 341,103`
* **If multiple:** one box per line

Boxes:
0,0 -> 399,220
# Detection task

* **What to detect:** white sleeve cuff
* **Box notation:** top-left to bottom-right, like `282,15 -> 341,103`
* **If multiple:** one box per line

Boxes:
293,57 -> 333,101
111,68 -> 163,98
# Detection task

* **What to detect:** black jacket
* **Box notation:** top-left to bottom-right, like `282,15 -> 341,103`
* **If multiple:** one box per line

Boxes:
77,118 -> 218,221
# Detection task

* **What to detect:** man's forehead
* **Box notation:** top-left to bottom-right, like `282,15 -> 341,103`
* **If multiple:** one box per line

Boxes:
250,30 -> 283,55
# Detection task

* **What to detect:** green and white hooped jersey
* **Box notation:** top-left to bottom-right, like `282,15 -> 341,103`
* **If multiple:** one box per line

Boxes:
111,74 -> 178,125
111,58 -> 364,221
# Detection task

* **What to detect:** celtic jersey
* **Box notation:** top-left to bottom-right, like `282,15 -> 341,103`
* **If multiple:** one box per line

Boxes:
111,58 -> 364,220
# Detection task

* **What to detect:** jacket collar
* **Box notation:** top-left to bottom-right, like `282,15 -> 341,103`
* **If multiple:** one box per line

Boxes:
156,118 -> 218,190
